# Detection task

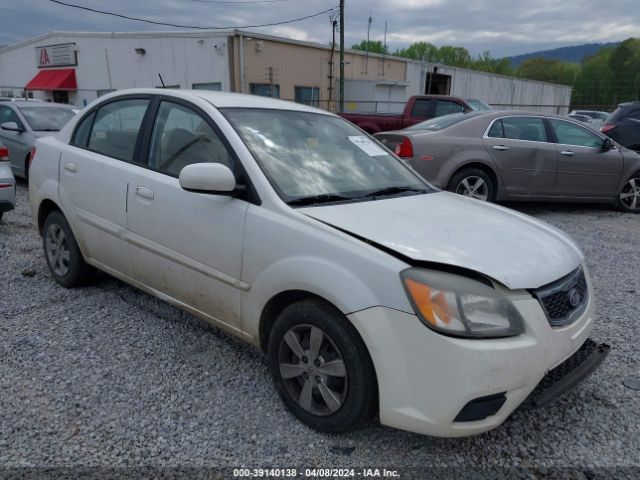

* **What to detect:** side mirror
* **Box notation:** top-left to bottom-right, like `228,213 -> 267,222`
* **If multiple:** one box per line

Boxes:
1,121 -> 23,133
179,163 -> 237,194
602,137 -> 615,150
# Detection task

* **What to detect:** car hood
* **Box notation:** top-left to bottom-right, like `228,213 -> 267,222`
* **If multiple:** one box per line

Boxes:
299,192 -> 583,289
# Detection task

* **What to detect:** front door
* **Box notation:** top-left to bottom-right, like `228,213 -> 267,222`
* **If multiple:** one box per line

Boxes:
126,99 -> 248,332
548,118 -> 624,199
482,116 -> 558,197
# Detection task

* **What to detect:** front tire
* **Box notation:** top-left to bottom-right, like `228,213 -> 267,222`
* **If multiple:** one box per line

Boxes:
448,167 -> 496,202
43,211 -> 95,287
268,299 -> 377,433
617,175 -> 640,213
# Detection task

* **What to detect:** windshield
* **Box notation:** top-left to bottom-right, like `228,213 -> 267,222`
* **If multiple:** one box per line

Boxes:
221,108 -> 430,203
405,112 -> 479,132
18,106 -> 76,131
466,99 -> 492,111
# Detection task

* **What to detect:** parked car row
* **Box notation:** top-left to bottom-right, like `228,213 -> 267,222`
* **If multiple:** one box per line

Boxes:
29,89 -> 608,439
375,111 -> 640,213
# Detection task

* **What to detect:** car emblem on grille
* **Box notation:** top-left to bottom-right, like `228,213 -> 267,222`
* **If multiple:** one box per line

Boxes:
567,288 -> 581,308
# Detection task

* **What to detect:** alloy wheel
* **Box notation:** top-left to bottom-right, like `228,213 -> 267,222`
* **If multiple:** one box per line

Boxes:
620,178 -> 640,211
456,176 -> 489,201
45,224 -> 70,277
278,324 -> 348,416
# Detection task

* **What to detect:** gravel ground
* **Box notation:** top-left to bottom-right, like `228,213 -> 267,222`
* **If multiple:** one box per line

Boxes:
1,181 -> 639,477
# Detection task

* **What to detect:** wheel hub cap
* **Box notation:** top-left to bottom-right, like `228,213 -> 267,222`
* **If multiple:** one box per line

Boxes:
278,325 -> 347,416
620,178 -> 640,211
456,176 -> 489,201
45,224 -> 70,277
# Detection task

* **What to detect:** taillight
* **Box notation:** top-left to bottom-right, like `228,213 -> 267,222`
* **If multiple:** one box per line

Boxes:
600,123 -> 617,134
0,146 -> 9,161
28,146 -> 36,169
394,137 -> 414,158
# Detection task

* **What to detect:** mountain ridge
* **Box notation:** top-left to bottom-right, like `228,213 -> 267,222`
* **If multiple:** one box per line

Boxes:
508,42 -> 620,66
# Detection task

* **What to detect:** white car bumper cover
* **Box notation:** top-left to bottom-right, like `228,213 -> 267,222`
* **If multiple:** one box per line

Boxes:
348,288 -> 596,437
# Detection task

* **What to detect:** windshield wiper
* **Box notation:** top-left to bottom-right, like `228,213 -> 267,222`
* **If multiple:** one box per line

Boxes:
363,185 -> 428,198
287,194 -> 354,207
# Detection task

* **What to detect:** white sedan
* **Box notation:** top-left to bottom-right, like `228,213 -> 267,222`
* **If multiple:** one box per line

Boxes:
29,89 -> 608,437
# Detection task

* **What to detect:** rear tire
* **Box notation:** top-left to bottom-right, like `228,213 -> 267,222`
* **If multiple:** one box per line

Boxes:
448,167 -> 496,202
43,211 -> 95,287
268,299 -> 377,433
616,174 -> 640,213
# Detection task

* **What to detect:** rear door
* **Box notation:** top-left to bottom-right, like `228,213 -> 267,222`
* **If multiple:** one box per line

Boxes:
548,118 -> 623,199
482,116 -> 558,197
125,98 -> 248,332
59,96 -> 151,277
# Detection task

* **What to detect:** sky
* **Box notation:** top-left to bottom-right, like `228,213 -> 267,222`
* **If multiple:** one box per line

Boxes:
1,0 -> 639,58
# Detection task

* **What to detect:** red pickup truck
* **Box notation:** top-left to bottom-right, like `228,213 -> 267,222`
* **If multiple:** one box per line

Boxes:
338,95 -> 492,133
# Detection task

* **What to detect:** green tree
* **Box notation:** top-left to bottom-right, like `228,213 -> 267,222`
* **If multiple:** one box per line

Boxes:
351,40 -> 388,54
469,50 -> 513,75
515,58 -> 579,85
436,45 -> 471,67
393,41 -> 438,62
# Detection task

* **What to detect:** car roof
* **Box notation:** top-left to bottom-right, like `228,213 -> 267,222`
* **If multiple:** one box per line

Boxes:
97,88 -> 332,115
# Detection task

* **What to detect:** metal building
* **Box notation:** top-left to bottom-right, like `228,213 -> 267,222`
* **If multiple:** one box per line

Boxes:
0,29 -> 572,114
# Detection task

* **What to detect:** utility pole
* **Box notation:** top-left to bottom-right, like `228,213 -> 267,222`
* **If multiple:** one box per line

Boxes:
382,21 -> 387,77
328,20 -> 337,109
268,66 -> 274,98
365,14 -> 372,74
339,0 -> 345,112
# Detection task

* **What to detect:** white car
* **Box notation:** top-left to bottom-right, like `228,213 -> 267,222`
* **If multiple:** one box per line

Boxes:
29,89 -> 608,437
0,141 -> 16,221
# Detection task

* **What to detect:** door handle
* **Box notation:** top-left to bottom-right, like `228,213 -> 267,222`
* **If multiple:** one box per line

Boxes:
63,161 -> 77,172
492,145 -> 509,151
560,150 -> 575,156
135,186 -> 154,200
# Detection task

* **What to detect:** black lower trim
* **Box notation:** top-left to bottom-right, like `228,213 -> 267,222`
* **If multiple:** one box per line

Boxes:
454,392 -> 507,422
521,339 -> 610,409
0,199 -> 15,212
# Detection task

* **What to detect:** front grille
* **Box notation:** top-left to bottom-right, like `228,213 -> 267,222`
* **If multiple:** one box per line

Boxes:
533,267 -> 588,327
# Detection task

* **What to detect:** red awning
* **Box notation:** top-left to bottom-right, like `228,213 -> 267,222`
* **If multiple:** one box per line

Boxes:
25,69 -> 77,91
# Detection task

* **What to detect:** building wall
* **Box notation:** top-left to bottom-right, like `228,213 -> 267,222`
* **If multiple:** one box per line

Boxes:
406,62 -> 573,114
0,32 -> 231,106
233,35 -> 406,110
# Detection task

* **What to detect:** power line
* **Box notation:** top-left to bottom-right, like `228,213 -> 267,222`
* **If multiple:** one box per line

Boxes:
47,0 -> 337,30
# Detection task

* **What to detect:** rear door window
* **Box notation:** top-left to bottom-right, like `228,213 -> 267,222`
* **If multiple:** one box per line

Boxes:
433,100 -> 464,117
410,99 -> 432,118
87,99 -> 150,162
500,117 -> 547,142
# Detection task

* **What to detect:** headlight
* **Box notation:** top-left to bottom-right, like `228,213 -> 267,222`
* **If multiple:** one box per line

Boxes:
401,268 -> 525,338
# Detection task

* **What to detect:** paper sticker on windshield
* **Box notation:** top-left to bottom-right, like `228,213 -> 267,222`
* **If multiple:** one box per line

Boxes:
348,136 -> 388,156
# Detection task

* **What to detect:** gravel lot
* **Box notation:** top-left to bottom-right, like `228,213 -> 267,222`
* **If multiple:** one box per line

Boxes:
1,181 -> 639,476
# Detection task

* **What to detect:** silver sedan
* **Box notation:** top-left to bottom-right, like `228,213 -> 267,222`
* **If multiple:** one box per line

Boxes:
375,111 -> 640,213
0,100 -> 76,180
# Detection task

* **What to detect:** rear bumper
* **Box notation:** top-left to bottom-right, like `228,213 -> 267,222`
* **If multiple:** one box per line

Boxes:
0,178 -> 16,212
